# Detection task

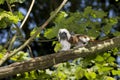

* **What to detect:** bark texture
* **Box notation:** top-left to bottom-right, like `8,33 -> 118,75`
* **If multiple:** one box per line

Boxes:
0,37 -> 120,78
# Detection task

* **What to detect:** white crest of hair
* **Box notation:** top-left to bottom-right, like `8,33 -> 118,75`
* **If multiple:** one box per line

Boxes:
58,28 -> 71,40
60,40 -> 71,51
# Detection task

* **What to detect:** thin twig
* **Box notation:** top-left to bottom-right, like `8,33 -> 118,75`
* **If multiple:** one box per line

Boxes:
7,0 -> 35,50
9,0 -> 67,57
19,38 -> 57,42
6,0 -> 12,12
0,0 -> 67,66
0,0 -> 36,66
6,0 -> 22,51
8,0 -> 68,58
27,45 -> 34,58
20,0 -> 35,29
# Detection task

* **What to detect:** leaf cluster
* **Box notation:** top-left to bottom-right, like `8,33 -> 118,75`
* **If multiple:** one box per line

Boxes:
0,0 -> 24,29
12,48 -> 120,80
0,0 -> 25,4
0,10 -> 23,29
42,6 -> 120,52
44,6 -> 119,39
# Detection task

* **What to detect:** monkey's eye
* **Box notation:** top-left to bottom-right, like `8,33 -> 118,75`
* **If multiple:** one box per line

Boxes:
83,42 -> 86,44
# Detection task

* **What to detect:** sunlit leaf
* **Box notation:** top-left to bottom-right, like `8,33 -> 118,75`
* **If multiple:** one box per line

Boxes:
44,27 -> 59,39
7,0 -> 25,4
0,11 -> 21,28
95,55 -> 104,62
112,70 -> 120,76
25,72 -> 29,78
57,71 -> 67,80
10,51 -> 30,61
54,43 -> 61,52
107,57 -> 115,63
105,76 -> 115,80
99,66 -> 113,72
14,11 -> 24,20
85,71 -> 96,79
30,27 -> 40,38
0,53 -> 4,59
75,67 -> 84,79
109,17 -> 118,25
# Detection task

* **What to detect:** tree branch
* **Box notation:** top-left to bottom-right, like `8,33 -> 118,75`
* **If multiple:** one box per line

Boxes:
0,37 -> 120,78
0,0 -> 68,66
0,0 -> 35,66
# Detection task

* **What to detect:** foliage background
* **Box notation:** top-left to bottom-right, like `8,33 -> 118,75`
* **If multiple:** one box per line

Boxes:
0,0 -> 120,80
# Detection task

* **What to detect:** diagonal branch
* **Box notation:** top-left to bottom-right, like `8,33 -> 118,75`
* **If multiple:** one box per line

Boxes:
0,0 -> 36,66
0,0 -> 68,66
0,37 -> 120,78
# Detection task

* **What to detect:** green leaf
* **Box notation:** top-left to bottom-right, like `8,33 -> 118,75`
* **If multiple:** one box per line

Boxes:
75,67 -> 85,79
44,27 -> 59,39
112,70 -> 120,76
53,41 -> 61,52
104,76 -> 115,80
14,11 -> 24,20
30,71 -> 37,79
7,0 -> 25,4
103,24 -> 112,35
85,71 -> 96,79
107,57 -> 115,63
30,27 -> 40,38
0,20 -> 7,29
99,66 -> 113,72
84,6 -> 92,16
113,31 -> 120,36
112,48 -> 119,55
0,11 -> 20,28
0,11 -> 19,23
44,28 -> 55,39
10,51 -> 30,61
92,10 -> 107,18
25,72 -> 29,78
0,0 -> 5,4
95,55 -> 104,62
54,11 -> 68,23
0,53 -> 4,59
57,71 -> 67,80
103,52 -> 111,58
109,17 -> 118,25
87,29 -> 100,37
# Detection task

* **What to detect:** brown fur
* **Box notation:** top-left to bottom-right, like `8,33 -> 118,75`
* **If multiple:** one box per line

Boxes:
68,34 -> 93,44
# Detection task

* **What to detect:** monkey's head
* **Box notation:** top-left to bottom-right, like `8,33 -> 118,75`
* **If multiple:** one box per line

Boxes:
58,29 -> 71,41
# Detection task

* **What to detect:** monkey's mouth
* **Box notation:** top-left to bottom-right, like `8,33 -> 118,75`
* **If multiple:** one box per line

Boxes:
59,32 -> 68,40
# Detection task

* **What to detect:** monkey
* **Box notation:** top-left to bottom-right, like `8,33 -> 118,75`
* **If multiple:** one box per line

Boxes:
58,28 -> 93,51
58,29 -> 71,51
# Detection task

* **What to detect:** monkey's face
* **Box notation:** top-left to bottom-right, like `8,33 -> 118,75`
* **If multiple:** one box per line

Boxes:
58,29 -> 71,41
59,32 -> 68,40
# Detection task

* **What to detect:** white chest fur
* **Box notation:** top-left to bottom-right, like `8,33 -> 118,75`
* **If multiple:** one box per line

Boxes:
60,40 -> 71,51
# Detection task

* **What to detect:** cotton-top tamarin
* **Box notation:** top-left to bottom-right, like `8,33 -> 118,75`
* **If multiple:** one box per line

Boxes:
58,28 -> 93,51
